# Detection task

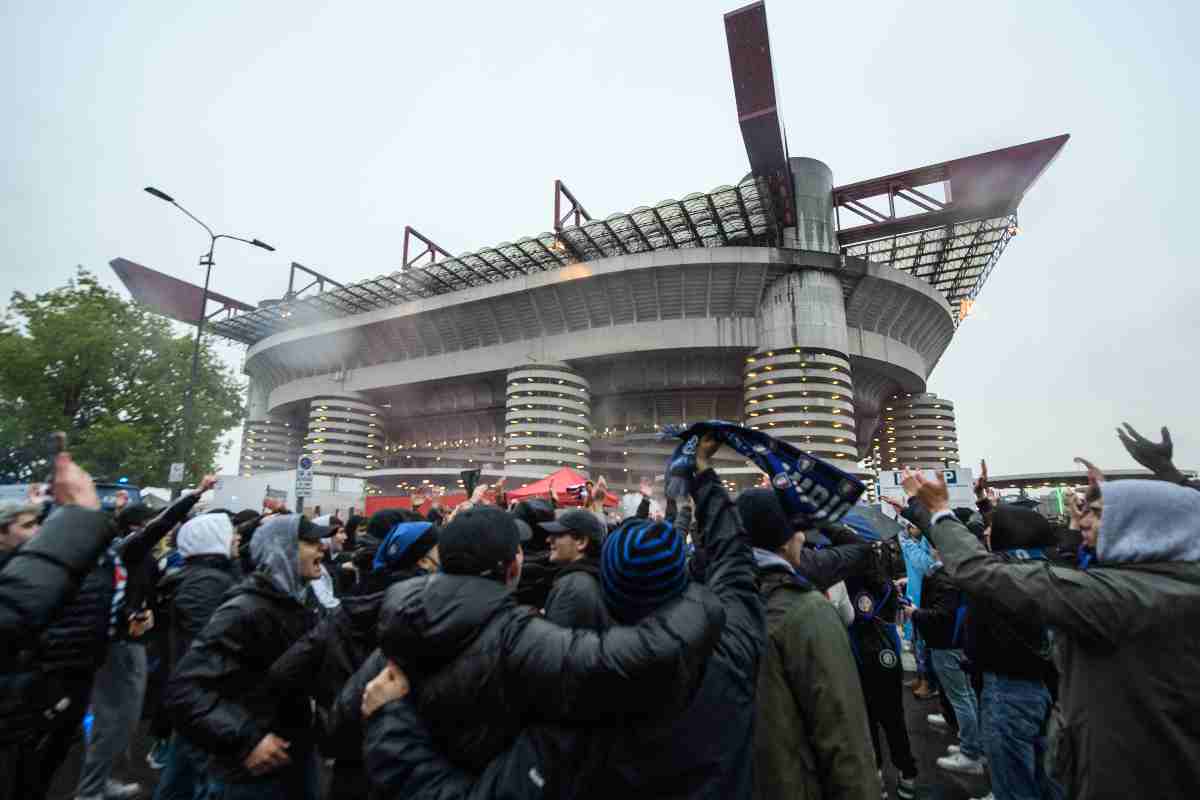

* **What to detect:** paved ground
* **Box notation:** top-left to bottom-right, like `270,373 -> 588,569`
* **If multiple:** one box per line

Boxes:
51,673 -> 991,800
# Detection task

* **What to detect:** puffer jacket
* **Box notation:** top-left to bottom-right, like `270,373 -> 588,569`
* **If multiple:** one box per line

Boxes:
375,555 -> 726,772
0,506 -> 118,742
563,469 -> 764,800
542,558 -> 609,630
365,469 -> 762,800
928,480 -> 1200,800
753,564 -> 878,800
164,554 -> 239,671
164,572 -> 318,782
269,588 -> 390,761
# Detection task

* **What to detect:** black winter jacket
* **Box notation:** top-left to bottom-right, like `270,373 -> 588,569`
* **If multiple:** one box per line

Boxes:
114,492 -> 203,639
513,549 -> 559,609
966,551 -> 1054,682
543,558 -> 610,630
566,470 -> 764,800
364,470 -> 763,800
269,589 -> 388,761
0,506 -> 118,742
911,564 -> 962,650
165,573 -> 318,782
164,554 -> 239,671
374,559 -> 726,772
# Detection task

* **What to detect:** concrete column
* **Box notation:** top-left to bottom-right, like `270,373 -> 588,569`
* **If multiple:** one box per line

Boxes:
239,416 -> 304,476
757,269 -> 850,354
871,392 -> 960,470
786,157 -> 837,253
743,347 -> 858,473
747,267 -> 859,472
304,395 -> 383,477
504,363 -> 591,479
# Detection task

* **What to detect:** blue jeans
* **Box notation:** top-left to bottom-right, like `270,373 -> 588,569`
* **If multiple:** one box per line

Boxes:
152,735 -> 206,800
931,649 -> 981,759
981,673 -> 1064,800
77,641 -> 149,797
204,749 -> 320,800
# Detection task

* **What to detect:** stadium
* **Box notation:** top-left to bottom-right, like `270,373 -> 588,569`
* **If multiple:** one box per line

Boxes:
115,3 -> 1067,502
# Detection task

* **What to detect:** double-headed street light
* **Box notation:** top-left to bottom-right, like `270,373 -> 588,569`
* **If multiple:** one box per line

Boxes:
144,186 -> 275,494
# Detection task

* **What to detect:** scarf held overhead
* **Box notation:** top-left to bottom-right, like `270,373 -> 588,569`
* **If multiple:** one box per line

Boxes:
660,421 -> 865,527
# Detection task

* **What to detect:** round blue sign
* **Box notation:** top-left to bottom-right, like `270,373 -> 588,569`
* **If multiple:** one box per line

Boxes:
299,456 -> 313,471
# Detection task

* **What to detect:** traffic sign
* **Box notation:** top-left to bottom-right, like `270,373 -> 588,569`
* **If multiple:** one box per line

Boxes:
295,455 -> 314,497
168,462 -> 185,483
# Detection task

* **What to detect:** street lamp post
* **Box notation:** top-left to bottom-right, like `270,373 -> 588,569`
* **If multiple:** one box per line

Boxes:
144,186 -> 275,495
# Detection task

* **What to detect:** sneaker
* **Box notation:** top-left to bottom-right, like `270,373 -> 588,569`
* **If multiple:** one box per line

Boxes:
970,794 -> 995,800
896,772 -> 917,800
914,684 -> 940,700
146,738 -> 169,770
946,743 -> 961,755
937,751 -> 985,776
927,713 -> 949,730
103,781 -> 143,800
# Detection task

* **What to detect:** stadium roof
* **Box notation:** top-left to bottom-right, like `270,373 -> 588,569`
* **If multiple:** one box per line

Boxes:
210,176 -> 778,344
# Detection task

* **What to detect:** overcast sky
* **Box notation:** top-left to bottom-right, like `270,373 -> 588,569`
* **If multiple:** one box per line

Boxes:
4,0 -> 1198,480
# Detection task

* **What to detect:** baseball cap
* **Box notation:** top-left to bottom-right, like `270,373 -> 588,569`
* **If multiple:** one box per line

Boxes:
542,509 -> 606,545
439,506 -> 530,578
297,515 -> 330,544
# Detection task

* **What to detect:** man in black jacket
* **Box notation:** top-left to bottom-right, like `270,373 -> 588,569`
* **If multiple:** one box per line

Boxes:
153,510 -> 240,800
363,435 -> 763,800
0,455 -> 115,800
269,520 -> 439,800
543,509 -> 609,629
76,477 -> 216,800
165,514 -> 325,800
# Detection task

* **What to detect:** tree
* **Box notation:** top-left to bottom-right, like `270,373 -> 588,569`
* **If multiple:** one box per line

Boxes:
0,268 -> 244,486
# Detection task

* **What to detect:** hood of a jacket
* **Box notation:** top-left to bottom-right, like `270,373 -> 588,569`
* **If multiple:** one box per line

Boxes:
377,572 -> 514,666
339,589 -> 387,634
1098,480 -> 1200,564
990,505 -> 1056,552
177,513 -> 235,559
250,514 -> 308,601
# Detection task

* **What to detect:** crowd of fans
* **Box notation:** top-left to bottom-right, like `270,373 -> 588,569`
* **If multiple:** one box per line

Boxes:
0,421 -> 1197,800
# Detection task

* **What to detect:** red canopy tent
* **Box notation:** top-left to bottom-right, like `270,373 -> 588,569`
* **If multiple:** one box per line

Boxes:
506,467 -> 618,507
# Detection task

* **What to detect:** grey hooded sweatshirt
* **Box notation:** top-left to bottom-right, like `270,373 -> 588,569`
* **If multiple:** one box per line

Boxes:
927,481 -> 1200,800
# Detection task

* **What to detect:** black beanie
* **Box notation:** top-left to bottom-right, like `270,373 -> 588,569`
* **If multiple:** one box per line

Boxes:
736,488 -> 794,551
990,505 -> 1055,552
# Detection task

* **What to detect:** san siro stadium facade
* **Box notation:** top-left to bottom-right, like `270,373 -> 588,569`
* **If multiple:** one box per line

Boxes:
209,5 -> 1065,501
214,141 -> 1070,500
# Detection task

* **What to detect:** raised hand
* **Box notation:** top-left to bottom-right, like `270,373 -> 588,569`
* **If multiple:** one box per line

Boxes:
694,433 -> 722,474
53,453 -> 100,510
900,468 -> 950,514
1074,457 -> 1105,489
1117,423 -> 1183,481
198,474 -> 218,494
639,476 -> 654,497
974,459 -> 989,498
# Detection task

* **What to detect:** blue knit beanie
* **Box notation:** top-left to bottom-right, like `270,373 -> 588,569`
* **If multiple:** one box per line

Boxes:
601,518 -> 689,621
